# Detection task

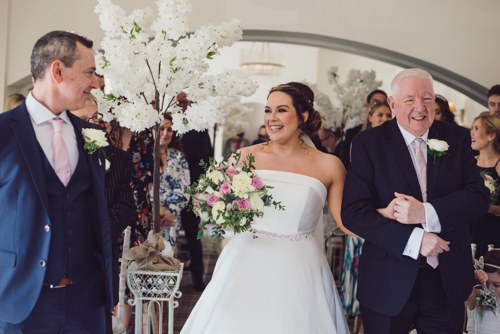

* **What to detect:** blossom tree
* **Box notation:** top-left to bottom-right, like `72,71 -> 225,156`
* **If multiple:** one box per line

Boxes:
94,0 -> 257,234
324,67 -> 382,134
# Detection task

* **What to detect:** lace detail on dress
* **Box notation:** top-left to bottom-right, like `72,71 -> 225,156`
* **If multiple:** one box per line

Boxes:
250,227 -> 312,241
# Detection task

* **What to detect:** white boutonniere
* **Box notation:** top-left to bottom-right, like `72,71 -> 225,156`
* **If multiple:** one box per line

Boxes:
105,159 -> 111,172
427,139 -> 449,159
82,128 -> 109,154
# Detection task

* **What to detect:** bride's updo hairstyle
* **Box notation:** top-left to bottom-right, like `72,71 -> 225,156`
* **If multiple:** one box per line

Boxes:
268,82 -> 322,137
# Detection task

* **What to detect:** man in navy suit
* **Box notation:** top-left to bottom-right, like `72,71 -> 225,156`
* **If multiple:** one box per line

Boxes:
342,68 -> 489,333
0,31 -> 114,333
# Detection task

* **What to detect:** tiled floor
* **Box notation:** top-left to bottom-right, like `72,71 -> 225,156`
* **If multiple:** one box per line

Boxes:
126,238 -> 357,334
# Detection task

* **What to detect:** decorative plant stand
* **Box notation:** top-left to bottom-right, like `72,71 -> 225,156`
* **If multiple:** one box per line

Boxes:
127,263 -> 184,334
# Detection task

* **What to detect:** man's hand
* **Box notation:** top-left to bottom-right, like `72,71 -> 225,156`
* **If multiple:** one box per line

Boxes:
420,232 -> 450,257
393,192 -> 425,225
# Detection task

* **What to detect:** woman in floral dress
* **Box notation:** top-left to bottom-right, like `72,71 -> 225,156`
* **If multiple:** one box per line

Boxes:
130,114 -> 190,247
470,112 -> 500,257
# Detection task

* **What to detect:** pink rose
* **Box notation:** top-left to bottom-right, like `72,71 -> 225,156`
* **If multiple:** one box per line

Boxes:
219,182 -> 232,196
236,199 -> 250,210
251,177 -> 264,190
207,194 -> 219,206
225,167 -> 237,177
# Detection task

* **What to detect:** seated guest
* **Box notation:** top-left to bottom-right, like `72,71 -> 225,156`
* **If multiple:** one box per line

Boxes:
252,125 -> 269,145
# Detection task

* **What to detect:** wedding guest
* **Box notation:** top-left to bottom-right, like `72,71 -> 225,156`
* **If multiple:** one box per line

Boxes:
342,89 -> 388,167
71,94 -> 135,308
342,68 -> 489,333
470,112 -> 500,257
252,124 -> 269,145
182,82 -> 350,334
434,94 -> 456,124
341,98 -> 392,331
0,30 -> 113,333
177,92 -> 212,292
3,92 -> 25,112
465,249 -> 500,333
487,85 -> 500,116
318,127 -> 347,165
153,114 -> 191,247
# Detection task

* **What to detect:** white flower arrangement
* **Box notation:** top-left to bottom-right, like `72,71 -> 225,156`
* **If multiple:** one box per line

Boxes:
218,97 -> 253,140
94,0 -> 257,234
324,67 -> 382,132
82,128 -> 109,154
94,0 -> 257,134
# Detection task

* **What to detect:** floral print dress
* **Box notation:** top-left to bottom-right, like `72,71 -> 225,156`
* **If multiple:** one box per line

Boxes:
130,130 -> 190,247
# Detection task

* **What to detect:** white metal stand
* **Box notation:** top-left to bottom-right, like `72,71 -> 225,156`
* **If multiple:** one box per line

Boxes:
127,263 -> 184,334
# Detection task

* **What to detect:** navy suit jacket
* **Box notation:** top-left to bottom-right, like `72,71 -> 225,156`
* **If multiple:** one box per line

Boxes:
0,103 -> 114,324
341,119 -> 489,316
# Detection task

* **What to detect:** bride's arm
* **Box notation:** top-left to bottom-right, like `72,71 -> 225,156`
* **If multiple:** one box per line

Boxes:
326,155 -> 357,237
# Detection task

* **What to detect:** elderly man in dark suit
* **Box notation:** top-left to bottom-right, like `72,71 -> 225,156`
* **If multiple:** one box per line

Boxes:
342,68 -> 489,333
0,31 -> 114,333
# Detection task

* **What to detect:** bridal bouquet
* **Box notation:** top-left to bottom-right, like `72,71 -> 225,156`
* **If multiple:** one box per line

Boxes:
187,153 -> 284,240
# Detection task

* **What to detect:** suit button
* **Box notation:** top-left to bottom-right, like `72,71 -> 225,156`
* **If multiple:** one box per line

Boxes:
44,225 -> 51,232
39,260 -> 46,267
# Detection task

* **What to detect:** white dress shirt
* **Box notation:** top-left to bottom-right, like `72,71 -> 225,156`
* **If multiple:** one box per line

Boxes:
25,92 -> 79,175
397,123 -> 442,259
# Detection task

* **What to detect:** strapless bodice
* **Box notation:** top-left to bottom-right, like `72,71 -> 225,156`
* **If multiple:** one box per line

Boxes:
251,170 -> 327,237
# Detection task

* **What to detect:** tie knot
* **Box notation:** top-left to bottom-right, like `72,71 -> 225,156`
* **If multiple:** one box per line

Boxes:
48,118 -> 64,133
412,138 -> 425,151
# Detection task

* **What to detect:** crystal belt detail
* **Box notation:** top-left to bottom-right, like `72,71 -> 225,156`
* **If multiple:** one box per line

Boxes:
250,228 -> 312,241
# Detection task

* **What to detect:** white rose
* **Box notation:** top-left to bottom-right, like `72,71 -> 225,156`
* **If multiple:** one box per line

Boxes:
249,193 -> 264,212
199,210 -> 209,223
239,217 -> 247,226
232,173 -> 252,196
211,201 -> 226,225
207,170 -> 224,184
82,128 -> 109,147
427,139 -> 449,152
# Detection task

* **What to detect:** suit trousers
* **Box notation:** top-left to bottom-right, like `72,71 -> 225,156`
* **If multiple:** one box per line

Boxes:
361,264 -> 465,334
0,272 -> 107,334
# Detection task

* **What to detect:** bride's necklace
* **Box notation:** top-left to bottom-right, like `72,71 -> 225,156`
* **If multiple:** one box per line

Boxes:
271,141 -> 308,160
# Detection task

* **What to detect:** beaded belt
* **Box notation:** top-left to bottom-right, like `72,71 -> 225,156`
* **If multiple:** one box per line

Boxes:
250,228 -> 312,241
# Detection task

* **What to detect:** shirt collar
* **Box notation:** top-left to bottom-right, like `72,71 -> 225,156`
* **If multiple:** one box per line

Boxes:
397,121 -> 429,147
26,91 -> 71,125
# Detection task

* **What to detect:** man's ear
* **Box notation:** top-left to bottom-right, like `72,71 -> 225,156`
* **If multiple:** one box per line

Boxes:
50,60 -> 64,83
387,96 -> 395,111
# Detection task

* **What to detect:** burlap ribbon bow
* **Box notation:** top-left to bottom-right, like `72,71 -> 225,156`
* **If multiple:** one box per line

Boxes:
123,230 -> 180,271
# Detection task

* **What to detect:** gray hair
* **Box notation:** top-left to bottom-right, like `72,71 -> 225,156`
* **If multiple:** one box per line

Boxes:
390,68 -> 434,98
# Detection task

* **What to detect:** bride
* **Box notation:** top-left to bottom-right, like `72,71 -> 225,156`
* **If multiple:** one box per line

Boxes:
181,82 -> 351,334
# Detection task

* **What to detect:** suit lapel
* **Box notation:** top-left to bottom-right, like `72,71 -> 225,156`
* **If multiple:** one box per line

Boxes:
9,104 -> 49,210
426,123 -> 442,200
387,120 -> 423,200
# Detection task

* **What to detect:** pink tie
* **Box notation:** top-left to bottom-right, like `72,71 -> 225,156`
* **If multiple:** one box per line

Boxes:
48,118 -> 71,186
411,138 -> 439,268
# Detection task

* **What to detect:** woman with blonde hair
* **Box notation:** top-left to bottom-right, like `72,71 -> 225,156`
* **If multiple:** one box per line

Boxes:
3,93 -> 25,112
470,112 -> 500,257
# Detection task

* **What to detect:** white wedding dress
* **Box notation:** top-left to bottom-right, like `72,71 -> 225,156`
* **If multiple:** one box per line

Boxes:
181,170 -> 349,334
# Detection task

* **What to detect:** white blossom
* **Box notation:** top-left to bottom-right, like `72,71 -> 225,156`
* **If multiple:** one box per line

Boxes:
94,0 -> 256,134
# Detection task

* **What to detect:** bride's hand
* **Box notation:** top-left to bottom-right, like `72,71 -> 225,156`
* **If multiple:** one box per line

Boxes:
377,198 -> 397,220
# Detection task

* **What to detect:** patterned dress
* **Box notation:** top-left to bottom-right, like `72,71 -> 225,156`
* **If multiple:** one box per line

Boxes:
130,131 -> 190,247
155,147 -> 191,245
340,235 -> 363,317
